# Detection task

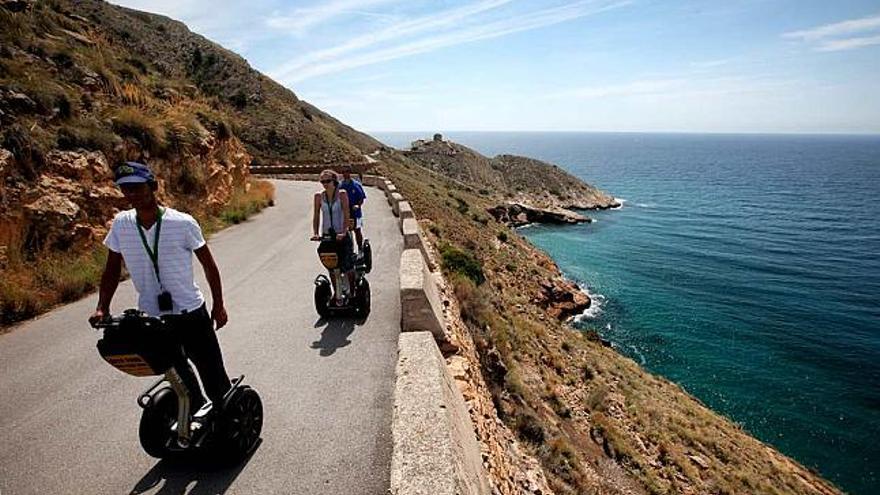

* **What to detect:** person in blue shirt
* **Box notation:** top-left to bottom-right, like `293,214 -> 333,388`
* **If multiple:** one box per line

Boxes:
339,164 -> 366,252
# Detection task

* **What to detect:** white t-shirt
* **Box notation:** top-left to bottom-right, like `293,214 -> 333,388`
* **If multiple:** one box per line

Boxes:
104,207 -> 206,316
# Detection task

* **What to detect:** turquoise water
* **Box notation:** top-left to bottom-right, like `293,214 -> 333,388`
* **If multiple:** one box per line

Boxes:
376,132 -> 880,494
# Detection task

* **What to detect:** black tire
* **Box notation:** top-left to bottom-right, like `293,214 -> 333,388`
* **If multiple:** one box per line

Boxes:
356,278 -> 371,317
314,279 -> 331,318
219,387 -> 263,461
139,387 -> 178,459
362,240 -> 372,274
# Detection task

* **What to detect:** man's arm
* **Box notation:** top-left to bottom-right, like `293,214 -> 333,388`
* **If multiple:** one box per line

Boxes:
195,244 -> 227,329
89,251 -> 122,325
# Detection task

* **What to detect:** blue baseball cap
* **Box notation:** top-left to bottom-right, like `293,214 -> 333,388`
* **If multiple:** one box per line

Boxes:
114,161 -> 155,185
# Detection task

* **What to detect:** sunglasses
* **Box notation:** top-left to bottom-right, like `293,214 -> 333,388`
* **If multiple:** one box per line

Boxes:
320,179 -> 334,184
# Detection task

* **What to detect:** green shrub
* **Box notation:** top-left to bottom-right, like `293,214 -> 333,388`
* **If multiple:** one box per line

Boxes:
515,413 -> 545,444
441,244 -> 484,285
111,107 -> 167,155
0,279 -> 42,324
471,213 -> 489,225
451,274 -> 490,326
497,230 -> 508,242
2,125 -> 45,180
57,122 -> 119,153
176,162 -> 205,195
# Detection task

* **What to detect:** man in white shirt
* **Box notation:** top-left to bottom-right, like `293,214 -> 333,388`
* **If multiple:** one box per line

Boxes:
89,161 -> 231,409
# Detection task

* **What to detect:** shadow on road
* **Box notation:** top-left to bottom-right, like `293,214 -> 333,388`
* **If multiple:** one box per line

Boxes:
310,317 -> 366,356
129,440 -> 262,495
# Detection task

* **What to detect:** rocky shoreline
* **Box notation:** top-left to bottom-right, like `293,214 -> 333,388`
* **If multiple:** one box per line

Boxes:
487,202 -> 591,227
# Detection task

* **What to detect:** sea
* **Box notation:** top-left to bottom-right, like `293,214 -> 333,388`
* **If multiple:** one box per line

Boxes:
375,131 -> 880,495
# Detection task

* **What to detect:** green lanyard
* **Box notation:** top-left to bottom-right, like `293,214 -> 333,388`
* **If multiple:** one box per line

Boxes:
136,208 -> 165,287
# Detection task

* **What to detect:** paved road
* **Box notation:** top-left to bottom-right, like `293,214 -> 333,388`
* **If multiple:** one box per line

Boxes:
0,181 -> 402,494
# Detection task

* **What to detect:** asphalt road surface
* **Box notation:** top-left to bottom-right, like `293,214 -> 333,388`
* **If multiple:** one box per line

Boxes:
0,180 -> 402,494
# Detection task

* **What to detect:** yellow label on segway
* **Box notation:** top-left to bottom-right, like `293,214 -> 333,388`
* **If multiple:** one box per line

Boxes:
103,353 -> 159,377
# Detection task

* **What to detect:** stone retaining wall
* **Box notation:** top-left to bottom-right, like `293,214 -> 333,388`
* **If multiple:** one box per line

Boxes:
381,177 -> 490,495
391,332 -> 490,495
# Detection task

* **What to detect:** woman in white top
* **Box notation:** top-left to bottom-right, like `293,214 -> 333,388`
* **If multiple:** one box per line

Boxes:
311,169 -> 355,296
311,169 -> 351,240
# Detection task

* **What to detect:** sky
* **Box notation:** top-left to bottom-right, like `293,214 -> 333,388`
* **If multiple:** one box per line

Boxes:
111,0 -> 880,134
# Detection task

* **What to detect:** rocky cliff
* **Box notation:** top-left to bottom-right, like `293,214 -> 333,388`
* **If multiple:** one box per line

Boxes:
402,135 -> 619,220
0,0 -> 265,323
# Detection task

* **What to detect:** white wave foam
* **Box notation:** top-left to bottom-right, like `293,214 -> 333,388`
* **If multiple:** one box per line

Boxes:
572,284 -> 606,323
628,344 -> 647,365
636,203 -> 657,208
610,198 -> 626,210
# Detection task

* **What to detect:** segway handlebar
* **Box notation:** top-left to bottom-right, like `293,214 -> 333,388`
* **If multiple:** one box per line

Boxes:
91,309 -> 164,330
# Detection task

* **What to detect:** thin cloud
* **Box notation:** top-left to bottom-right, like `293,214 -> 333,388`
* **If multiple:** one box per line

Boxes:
782,13 -> 880,52
266,0 -> 402,34
783,13 -> 880,41
269,0 -> 514,81
816,34 -> 880,52
277,0 -> 631,84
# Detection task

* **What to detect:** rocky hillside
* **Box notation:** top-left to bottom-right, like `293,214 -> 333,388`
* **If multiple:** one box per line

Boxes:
66,0 -> 382,165
404,134 -> 619,216
0,0 -> 274,324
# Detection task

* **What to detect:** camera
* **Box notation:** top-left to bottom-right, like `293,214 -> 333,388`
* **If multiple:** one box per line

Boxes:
158,291 -> 173,311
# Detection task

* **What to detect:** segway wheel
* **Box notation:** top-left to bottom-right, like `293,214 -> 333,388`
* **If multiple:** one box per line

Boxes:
356,278 -> 371,317
314,277 -> 331,318
362,240 -> 372,274
220,386 -> 263,461
138,387 -> 178,459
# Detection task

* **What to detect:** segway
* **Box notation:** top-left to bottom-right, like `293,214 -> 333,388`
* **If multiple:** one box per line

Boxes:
313,230 -> 371,318
92,310 -> 262,462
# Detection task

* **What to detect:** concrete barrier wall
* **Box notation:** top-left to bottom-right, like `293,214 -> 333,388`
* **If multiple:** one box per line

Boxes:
399,249 -> 447,341
386,184 -> 398,204
382,179 -> 488,495
401,218 -> 420,249
363,174 -> 385,189
397,201 -> 414,231
390,192 -> 404,217
390,331 -> 490,495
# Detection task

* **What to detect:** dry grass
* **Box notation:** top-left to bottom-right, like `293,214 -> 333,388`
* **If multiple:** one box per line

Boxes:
0,179 -> 275,329
1,247 -> 107,327
206,179 -> 275,232
111,107 -> 167,155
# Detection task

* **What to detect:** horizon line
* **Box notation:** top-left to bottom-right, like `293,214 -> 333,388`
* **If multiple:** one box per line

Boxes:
366,129 -> 880,136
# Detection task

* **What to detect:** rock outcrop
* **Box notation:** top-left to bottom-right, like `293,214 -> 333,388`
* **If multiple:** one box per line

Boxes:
534,277 -> 591,321
402,136 -> 620,213
0,140 -> 250,256
488,203 -> 591,227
